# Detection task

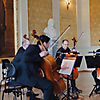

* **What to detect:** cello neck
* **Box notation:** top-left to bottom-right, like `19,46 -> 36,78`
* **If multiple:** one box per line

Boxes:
40,40 -> 46,51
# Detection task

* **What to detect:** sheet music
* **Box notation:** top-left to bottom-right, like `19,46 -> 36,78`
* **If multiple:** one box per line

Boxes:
59,59 -> 75,75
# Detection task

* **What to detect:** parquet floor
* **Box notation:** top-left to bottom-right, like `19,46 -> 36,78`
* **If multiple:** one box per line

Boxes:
0,71 -> 100,100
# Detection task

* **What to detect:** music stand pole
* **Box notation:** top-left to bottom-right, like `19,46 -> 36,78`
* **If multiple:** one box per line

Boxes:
61,75 -> 72,100
67,75 -> 70,100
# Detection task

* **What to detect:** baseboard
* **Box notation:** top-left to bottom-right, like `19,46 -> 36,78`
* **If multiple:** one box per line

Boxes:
1,84 -> 5,86
79,70 -> 93,72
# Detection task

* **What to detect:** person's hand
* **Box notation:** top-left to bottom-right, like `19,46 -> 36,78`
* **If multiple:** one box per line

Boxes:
39,51 -> 48,57
72,48 -> 76,52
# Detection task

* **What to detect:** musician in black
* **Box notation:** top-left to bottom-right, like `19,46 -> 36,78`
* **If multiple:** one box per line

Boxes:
11,39 -> 40,99
11,39 -> 30,67
55,39 -> 82,94
92,40 -> 100,93
16,35 -> 56,100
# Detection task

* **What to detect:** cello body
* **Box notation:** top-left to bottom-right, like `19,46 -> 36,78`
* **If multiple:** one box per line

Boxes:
62,67 -> 78,80
41,54 -> 66,94
97,68 -> 100,80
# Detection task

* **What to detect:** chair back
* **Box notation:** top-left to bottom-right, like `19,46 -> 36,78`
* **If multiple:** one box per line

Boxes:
5,63 -> 16,78
1,59 -> 10,69
1,59 -> 10,80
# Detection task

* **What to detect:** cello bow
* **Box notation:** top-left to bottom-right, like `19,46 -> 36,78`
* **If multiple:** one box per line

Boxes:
48,25 -> 71,52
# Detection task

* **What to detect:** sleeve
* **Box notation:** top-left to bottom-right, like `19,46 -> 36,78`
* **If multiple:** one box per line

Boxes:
23,45 -> 42,63
11,47 -> 24,63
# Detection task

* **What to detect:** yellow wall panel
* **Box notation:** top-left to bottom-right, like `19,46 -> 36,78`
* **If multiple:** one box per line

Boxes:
90,0 -> 100,46
28,0 -> 52,43
59,0 -> 77,47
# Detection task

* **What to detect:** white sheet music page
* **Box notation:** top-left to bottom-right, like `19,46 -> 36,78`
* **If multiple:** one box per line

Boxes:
59,59 -> 75,75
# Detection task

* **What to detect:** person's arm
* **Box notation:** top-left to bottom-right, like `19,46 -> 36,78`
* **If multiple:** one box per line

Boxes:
23,45 -> 42,63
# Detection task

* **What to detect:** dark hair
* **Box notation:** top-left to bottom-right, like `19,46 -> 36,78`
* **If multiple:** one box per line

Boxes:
62,39 -> 69,43
37,35 -> 50,45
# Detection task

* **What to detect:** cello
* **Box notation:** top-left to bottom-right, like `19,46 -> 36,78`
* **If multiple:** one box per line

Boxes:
31,30 -> 67,94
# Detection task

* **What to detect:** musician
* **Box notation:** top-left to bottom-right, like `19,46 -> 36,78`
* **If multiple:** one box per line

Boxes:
11,39 -> 39,98
16,35 -> 55,100
55,39 -> 82,94
92,40 -> 100,93
11,39 -> 30,67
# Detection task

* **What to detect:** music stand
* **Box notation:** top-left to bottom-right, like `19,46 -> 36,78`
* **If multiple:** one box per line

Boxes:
74,56 -> 83,68
59,56 -> 83,100
85,55 -> 100,97
58,58 -> 75,100
71,56 -> 83,99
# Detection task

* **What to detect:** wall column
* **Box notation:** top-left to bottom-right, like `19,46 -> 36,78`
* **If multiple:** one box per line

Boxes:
18,0 -> 28,47
77,0 -> 91,70
52,0 -> 60,46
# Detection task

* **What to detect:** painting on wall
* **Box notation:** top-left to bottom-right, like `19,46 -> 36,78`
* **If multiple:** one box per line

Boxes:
0,0 -> 15,58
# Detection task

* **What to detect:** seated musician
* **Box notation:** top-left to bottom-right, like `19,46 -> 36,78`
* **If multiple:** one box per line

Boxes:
11,39 -> 39,98
55,39 -> 82,94
15,35 -> 57,100
11,39 -> 30,68
92,40 -> 100,93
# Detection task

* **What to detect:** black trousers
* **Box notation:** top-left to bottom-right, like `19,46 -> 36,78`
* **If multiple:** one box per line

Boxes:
30,77 -> 54,100
92,69 -> 100,85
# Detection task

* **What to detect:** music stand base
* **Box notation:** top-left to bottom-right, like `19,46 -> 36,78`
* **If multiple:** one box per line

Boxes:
89,84 -> 100,97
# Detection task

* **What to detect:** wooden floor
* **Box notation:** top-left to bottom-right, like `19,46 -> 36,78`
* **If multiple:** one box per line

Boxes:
0,71 -> 100,100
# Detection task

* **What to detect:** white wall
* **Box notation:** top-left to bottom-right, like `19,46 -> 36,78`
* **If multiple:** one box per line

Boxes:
18,0 -> 29,47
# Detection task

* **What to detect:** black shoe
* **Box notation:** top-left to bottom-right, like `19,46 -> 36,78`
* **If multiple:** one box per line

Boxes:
95,87 -> 100,94
34,93 -> 39,96
72,87 -> 76,94
72,87 -> 82,93
95,89 -> 100,94
75,87 -> 82,93
35,98 -> 41,100
30,92 -> 41,100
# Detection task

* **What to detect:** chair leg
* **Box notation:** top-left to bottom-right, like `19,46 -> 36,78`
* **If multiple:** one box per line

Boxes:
13,94 -> 17,100
89,85 -> 97,97
0,80 -> 3,92
20,91 -> 22,100
30,92 -> 37,100
0,82 -> 1,91
2,91 -> 5,100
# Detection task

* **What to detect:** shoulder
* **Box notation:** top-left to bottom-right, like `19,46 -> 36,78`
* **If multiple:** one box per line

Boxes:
17,46 -> 25,53
28,44 -> 38,49
67,47 -> 70,51
26,44 -> 40,52
57,47 -> 62,51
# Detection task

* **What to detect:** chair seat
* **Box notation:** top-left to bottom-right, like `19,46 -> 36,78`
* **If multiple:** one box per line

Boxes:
7,80 -> 24,87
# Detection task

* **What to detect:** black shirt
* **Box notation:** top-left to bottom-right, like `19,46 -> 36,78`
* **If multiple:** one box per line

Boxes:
55,47 -> 70,66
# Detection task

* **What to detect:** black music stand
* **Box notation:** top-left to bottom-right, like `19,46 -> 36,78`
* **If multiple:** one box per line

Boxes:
59,56 -> 83,100
71,56 -> 83,99
59,58 -> 75,100
85,55 -> 100,97
74,56 -> 83,68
